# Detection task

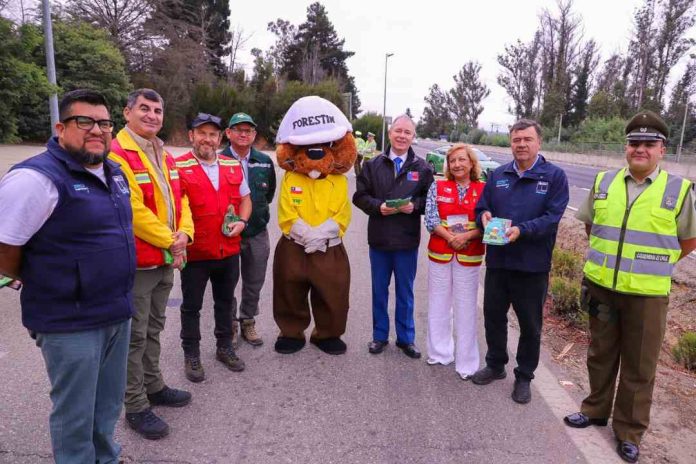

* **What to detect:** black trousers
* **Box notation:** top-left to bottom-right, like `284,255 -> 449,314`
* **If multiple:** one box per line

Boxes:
180,255 -> 240,355
483,268 -> 549,381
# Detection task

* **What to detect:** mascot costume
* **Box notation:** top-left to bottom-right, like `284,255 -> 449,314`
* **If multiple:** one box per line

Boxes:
272,96 -> 357,355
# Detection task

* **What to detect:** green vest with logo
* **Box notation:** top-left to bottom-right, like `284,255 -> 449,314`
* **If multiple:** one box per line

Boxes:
583,168 -> 691,296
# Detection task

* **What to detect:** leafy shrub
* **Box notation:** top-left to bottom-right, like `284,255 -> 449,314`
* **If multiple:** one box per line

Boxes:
552,248 -> 584,280
673,332 -> 696,371
479,133 -> 509,147
549,276 -> 581,319
467,128 -> 486,145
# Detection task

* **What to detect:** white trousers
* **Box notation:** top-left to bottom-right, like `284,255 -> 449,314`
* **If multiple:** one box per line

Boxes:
427,260 -> 480,376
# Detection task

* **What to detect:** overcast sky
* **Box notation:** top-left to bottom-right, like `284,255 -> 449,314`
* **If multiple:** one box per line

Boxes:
231,0 -> 694,129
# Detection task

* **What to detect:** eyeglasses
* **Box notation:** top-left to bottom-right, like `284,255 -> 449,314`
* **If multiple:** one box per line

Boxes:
194,112 -> 222,126
62,116 -> 115,133
230,127 -> 256,135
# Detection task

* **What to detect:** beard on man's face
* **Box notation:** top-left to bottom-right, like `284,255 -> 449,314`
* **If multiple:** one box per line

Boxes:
65,142 -> 108,166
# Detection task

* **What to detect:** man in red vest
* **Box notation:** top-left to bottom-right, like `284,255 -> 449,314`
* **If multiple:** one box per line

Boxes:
109,89 -> 194,440
175,113 -> 251,382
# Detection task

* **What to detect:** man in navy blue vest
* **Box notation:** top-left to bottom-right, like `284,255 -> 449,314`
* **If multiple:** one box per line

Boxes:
0,90 -> 136,463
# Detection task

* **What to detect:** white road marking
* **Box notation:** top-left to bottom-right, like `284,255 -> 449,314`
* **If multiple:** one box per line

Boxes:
580,187 -> 590,191
567,206 -> 579,211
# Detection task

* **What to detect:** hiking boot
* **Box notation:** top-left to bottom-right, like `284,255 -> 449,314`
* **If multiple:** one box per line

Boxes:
511,378 -> 532,404
231,321 -> 240,349
184,355 -> 205,383
216,346 -> 245,372
471,366 -> 507,385
125,408 -> 169,440
241,319 -> 264,346
147,385 -> 191,407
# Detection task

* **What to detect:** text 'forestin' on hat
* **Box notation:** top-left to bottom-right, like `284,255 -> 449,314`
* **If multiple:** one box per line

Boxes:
276,96 -> 352,146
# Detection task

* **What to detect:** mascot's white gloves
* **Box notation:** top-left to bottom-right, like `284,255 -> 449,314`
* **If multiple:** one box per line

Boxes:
303,219 -> 340,254
289,218 -> 312,246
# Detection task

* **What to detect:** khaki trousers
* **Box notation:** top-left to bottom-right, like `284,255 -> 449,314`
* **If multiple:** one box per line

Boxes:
125,267 -> 173,413
580,279 -> 668,444
272,236 -> 350,340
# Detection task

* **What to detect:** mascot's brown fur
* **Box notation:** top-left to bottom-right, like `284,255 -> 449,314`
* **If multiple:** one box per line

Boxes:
276,133 -> 357,177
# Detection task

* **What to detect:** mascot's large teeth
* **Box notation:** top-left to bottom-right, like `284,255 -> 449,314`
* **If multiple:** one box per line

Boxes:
308,169 -> 321,179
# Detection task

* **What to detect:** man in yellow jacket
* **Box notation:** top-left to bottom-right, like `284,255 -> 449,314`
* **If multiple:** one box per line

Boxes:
109,89 -> 194,440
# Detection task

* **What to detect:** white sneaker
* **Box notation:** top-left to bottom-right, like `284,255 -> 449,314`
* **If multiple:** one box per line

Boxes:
458,372 -> 472,381
426,358 -> 452,366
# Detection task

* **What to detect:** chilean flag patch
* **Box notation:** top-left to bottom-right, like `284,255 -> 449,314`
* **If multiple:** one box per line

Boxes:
407,171 -> 419,181
290,186 -> 303,194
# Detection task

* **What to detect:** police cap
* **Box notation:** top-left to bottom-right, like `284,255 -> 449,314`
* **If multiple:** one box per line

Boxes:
625,110 -> 668,142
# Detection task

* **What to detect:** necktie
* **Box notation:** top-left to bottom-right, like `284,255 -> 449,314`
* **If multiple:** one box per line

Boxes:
394,157 -> 403,175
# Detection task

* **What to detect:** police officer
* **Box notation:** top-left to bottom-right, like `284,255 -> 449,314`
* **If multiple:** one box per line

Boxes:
564,111 -> 696,463
354,130 -> 366,175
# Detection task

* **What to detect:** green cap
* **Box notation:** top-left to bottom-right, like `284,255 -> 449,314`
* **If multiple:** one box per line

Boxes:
625,110 -> 668,141
227,112 -> 257,128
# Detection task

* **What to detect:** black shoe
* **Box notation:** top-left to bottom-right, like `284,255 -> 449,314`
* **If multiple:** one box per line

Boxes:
368,340 -> 388,354
125,408 -> 169,440
147,385 -> 191,408
563,412 -> 608,428
395,342 -> 421,359
617,441 -> 639,463
274,336 -> 306,354
216,346 -> 245,372
311,337 -> 347,355
511,378 -> 531,404
471,366 -> 507,385
184,355 -> 205,383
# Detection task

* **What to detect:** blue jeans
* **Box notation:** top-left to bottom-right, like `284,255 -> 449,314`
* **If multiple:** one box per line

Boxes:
369,247 -> 418,344
36,319 -> 130,464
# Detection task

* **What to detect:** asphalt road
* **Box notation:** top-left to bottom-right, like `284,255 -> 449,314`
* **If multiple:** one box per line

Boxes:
0,146 -> 624,464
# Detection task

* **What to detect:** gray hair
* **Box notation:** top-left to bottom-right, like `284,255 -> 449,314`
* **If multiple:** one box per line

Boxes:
390,114 -> 416,131
509,119 -> 542,138
126,88 -> 164,109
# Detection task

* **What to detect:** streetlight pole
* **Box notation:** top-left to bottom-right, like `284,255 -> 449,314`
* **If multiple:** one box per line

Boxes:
42,0 -> 59,134
676,100 -> 689,164
381,53 -> 394,152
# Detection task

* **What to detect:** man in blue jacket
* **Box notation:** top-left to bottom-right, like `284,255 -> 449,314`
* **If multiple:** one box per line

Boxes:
473,119 -> 569,404
0,90 -> 135,463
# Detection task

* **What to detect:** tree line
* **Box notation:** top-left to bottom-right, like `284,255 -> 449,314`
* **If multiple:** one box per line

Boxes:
418,0 -> 696,151
0,1 -> 359,145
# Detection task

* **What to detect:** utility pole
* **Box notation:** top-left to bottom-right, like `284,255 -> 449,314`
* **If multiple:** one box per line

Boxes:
42,0 -> 59,134
676,100 -> 689,163
381,53 -> 394,151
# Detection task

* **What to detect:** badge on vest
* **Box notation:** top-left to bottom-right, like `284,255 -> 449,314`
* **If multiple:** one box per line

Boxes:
436,195 -> 455,204
444,186 -> 453,193
594,192 -> 608,200
407,171 -> 419,182
290,186 -> 303,194
535,181 -> 549,195
635,252 -> 670,263
496,179 -> 510,189
73,183 -> 89,193
113,175 -> 130,195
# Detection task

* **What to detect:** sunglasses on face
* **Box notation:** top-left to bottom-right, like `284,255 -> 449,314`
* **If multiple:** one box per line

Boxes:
62,116 -> 115,133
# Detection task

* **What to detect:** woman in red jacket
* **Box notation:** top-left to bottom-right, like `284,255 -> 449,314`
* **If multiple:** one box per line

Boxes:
424,144 -> 485,380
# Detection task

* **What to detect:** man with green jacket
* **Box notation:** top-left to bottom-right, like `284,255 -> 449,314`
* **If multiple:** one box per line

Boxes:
223,113 -> 276,346
564,111 -> 696,463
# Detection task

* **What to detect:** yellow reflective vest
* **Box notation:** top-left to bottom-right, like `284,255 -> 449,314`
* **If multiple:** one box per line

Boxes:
583,168 -> 691,296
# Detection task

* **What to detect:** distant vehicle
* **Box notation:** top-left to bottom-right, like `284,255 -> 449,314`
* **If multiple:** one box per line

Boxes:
425,146 -> 501,181
438,134 -> 448,141
412,137 -> 419,145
